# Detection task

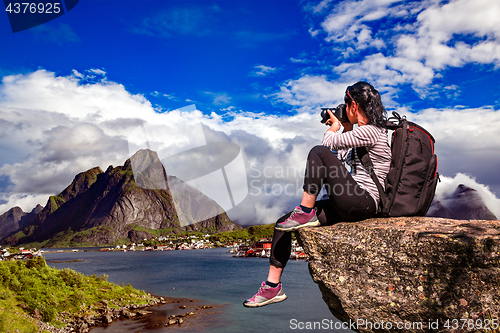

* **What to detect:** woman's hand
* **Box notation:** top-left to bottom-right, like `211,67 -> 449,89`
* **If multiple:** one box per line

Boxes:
326,109 -> 341,132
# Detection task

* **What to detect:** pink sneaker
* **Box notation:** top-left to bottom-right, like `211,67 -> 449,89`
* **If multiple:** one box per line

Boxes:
243,281 -> 287,308
274,206 -> 319,231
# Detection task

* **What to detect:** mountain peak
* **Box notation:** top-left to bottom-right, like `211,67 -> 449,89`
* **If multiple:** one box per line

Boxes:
30,204 -> 43,214
124,149 -> 159,171
1,149 -> 240,247
427,184 -> 497,220
126,149 -> 168,191
59,166 -> 104,201
453,184 -> 477,197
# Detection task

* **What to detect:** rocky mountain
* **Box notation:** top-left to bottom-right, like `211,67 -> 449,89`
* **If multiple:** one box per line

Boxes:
426,184 -> 497,220
1,149 -> 240,247
0,204 -> 43,240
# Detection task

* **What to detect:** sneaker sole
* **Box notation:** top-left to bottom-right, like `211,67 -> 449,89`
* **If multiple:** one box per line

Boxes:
274,220 -> 320,231
243,294 -> 287,308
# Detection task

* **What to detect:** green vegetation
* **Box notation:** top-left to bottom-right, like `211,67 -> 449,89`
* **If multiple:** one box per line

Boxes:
19,225 -> 118,249
119,168 -> 134,177
0,285 -> 38,333
0,256 -> 155,332
48,195 -> 66,213
210,223 -> 275,244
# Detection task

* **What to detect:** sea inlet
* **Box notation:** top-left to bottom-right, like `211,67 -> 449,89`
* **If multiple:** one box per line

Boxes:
43,247 -> 352,333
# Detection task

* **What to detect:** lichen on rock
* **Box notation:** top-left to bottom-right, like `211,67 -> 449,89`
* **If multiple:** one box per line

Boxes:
297,217 -> 500,333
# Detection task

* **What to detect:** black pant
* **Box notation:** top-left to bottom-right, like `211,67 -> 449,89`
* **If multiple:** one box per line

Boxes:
269,146 -> 376,268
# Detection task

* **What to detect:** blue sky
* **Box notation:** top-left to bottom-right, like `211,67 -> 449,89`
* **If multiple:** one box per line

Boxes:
0,0 -> 321,114
1,0 -> 500,224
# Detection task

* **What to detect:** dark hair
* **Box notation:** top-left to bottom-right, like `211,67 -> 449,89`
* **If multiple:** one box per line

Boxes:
344,81 -> 386,128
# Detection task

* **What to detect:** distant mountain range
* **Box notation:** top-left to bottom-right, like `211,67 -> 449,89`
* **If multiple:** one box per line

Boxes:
0,149 -> 241,247
0,205 -> 43,242
1,152 -> 496,248
426,184 -> 497,220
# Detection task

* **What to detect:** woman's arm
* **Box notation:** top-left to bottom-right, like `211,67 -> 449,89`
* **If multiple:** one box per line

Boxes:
322,125 -> 381,151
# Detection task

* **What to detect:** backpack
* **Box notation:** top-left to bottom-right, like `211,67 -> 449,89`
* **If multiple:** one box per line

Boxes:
357,112 -> 439,217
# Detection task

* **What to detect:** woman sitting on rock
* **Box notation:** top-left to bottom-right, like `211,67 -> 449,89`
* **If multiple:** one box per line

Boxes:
244,81 -> 391,307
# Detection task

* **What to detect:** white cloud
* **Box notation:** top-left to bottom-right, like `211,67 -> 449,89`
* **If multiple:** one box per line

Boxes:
396,0 -> 500,69
290,57 -> 309,63
335,53 -> 435,90
0,194 -> 48,215
0,69 -> 153,121
408,106 -> 500,196
418,0 -> 500,39
0,70 -> 326,226
274,75 -> 349,110
251,65 -> 277,77
301,0 -> 500,96
88,68 -> 106,76
320,0 -> 404,48
1,69 -> 498,226
305,0 -> 334,14
204,91 -> 231,105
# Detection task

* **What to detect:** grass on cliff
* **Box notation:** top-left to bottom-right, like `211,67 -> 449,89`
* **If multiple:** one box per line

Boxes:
0,256 -> 154,332
0,286 -> 38,333
17,225 -> 131,249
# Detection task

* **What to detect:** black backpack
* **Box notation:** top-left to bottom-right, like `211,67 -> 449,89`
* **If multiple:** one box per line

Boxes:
357,112 -> 439,217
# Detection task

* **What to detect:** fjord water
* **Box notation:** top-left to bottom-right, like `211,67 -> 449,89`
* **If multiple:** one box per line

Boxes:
44,248 -> 352,333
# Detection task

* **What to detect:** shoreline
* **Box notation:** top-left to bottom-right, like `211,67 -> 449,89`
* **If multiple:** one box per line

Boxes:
92,297 -> 226,333
35,294 -> 223,333
36,248 -> 232,332
3,253 -> 223,333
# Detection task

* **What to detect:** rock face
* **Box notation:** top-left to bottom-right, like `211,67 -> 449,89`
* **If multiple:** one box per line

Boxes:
0,205 -> 43,240
0,207 -> 25,240
297,217 -> 500,333
2,149 -> 240,247
427,184 -> 497,220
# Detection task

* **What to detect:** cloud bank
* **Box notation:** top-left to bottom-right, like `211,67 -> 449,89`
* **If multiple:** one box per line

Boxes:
0,69 -> 499,226
1,0 -> 500,225
0,69 -> 325,225
294,0 -> 500,102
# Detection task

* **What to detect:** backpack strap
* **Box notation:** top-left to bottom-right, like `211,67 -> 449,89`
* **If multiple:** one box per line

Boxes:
356,146 -> 386,212
385,111 -> 404,130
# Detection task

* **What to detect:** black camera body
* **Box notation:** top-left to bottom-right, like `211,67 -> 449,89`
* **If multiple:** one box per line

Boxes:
320,104 -> 349,124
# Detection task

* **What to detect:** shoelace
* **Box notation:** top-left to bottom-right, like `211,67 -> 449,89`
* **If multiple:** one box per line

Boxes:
252,285 -> 267,299
257,284 -> 269,295
277,208 -> 300,225
290,207 -> 303,218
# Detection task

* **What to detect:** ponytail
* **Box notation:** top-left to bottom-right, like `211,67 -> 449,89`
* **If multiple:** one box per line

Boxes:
344,81 -> 387,128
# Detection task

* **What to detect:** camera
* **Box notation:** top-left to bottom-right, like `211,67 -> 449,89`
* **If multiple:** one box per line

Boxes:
320,104 -> 349,124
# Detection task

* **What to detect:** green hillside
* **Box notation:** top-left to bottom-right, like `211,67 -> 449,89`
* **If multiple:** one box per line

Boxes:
209,223 -> 275,243
0,257 -> 155,332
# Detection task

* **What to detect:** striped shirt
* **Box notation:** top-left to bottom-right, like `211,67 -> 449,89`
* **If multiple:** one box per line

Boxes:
322,125 -> 391,209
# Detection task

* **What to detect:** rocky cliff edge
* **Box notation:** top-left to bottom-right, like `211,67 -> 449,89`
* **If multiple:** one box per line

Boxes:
297,217 -> 500,333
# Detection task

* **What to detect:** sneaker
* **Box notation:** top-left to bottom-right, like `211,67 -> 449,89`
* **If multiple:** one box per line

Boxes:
243,281 -> 287,308
274,206 -> 320,231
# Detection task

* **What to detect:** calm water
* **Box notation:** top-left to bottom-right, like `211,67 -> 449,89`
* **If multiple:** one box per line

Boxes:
43,248 -> 352,333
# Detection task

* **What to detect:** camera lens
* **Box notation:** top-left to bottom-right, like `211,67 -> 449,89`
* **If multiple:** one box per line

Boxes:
320,109 -> 330,123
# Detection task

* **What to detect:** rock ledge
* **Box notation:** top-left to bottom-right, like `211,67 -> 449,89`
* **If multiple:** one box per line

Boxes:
297,217 -> 500,333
